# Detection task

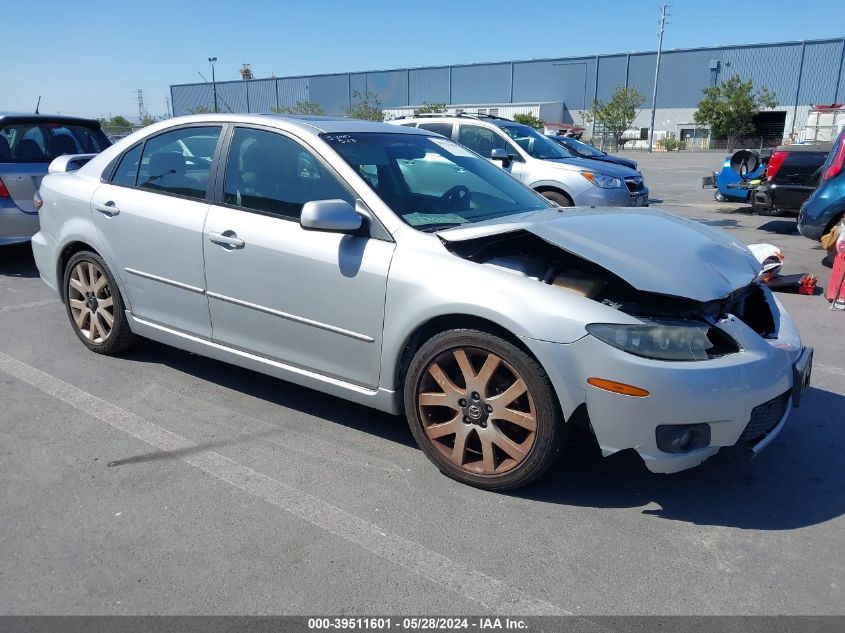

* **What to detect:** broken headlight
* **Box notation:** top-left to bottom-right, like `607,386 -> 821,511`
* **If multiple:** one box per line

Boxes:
586,320 -> 739,361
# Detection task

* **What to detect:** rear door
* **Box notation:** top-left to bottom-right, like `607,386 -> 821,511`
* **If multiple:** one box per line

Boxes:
91,124 -> 223,338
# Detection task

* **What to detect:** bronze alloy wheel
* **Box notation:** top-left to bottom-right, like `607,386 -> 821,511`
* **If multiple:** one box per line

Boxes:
417,346 -> 538,475
64,251 -> 138,355
68,260 -> 114,344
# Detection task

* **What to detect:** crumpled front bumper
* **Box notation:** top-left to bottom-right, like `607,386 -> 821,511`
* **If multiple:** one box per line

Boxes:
525,291 -> 805,474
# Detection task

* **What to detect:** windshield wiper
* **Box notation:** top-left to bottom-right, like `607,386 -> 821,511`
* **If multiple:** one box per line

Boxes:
417,222 -> 467,232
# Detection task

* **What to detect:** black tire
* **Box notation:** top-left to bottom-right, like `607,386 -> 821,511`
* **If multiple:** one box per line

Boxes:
63,251 -> 138,354
404,329 -> 566,491
540,190 -> 572,207
714,191 -> 727,202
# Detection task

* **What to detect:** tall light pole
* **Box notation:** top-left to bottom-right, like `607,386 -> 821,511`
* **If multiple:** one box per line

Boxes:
647,4 -> 669,153
208,57 -> 219,113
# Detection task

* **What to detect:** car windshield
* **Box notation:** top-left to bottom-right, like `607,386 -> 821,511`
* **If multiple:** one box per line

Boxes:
0,121 -> 110,163
561,137 -> 606,158
322,132 -> 551,231
498,124 -> 570,160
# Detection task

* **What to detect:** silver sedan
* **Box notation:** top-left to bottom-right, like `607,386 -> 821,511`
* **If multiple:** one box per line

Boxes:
31,114 -> 812,490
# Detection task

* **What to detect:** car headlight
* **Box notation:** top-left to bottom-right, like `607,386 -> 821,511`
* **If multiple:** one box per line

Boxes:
580,171 -> 623,189
585,320 -> 739,361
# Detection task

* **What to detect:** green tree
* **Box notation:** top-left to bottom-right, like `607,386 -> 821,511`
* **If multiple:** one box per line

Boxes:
581,86 -> 644,150
417,102 -> 446,114
346,90 -> 383,121
98,115 -> 133,136
693,75 -> 777,150
188,106 -> 215,114
513,112 -> 543,129
140,114 -> 158,126
272,101 -> 326,116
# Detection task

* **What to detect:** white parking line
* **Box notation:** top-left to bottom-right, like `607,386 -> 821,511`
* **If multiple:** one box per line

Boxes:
0,350 -> 568,616
815,364 -> 845,377
0,299 -> 57,313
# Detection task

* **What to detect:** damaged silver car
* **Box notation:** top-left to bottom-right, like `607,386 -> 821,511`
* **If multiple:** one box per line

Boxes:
32,115 -> 812,490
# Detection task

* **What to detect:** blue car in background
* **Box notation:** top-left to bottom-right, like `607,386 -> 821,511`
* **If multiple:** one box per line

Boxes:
798,129 -> 845,241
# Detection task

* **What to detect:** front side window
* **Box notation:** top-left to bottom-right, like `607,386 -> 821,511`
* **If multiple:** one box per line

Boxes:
223,127 -> 354,219
457,124 -> 514,159
137,126 -> 221,199
110,143 -> 143,187
323,132 -> 550,231
498,124 -> 570,160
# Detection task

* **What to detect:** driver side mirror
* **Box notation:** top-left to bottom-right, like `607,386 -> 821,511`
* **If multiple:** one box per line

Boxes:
490,148 -> 511,167
300,199 -> 362,233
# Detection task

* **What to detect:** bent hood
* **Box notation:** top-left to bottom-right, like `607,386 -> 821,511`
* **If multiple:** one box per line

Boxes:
437,207 -> 761,302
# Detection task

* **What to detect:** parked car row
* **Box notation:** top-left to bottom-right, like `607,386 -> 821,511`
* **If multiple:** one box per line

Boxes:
26,112 -> 811,490
391,113 -> 649,208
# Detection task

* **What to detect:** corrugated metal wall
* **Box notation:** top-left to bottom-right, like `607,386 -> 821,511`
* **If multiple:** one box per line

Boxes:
170,37 -> 845,119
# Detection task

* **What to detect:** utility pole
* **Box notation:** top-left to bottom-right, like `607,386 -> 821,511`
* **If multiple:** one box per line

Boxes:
165,96 -> 172,118
136,89 -> 148,123
648,3 -> 669,153
208,57 -> 219,113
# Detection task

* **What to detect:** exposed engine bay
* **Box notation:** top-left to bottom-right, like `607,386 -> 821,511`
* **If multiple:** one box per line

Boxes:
443,230 -> 776,339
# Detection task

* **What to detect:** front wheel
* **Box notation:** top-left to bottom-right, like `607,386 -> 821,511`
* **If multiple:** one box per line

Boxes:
404,329 -> 566,491
714,191 -> 727,202
63,251 -> 138,354
540,191 -> 572,207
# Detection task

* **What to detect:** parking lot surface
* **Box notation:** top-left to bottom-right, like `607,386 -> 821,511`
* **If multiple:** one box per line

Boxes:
1,150 -> 843,615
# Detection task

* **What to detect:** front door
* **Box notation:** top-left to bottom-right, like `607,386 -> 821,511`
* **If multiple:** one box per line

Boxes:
203,126 -> 394,388
456,123 -> 525,180
91,124 -> 223,337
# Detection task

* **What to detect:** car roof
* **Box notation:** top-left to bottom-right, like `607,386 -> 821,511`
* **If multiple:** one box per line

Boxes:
0,112 -> 101,126
155,113 -> 436,137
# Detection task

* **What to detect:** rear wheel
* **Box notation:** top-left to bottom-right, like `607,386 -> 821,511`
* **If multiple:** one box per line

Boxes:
714,191 -> 727,202
63,251 -> 138,354
540,190 -> 572,207
404,329 -> 565,490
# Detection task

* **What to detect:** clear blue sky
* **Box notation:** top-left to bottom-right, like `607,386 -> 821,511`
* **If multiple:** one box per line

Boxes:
4,0 -> 842,121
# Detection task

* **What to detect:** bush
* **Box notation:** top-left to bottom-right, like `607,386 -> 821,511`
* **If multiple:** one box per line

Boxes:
513,113 -> 543,129
662,137 -> 680,152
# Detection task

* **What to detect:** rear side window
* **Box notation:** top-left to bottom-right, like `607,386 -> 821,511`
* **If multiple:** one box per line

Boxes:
136,126 -> 222,199
0,121 -> 110,163
418,122 -> 454,138
110,144 -> 143,187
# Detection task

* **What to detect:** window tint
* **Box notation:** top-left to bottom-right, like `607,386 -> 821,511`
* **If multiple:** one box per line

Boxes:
418,122 -> 453,138
137,126 -> 221,199
111,144 -> 143,186
224,127 -> 354,219
0,121 -> 110,163
457,124 -> 512,158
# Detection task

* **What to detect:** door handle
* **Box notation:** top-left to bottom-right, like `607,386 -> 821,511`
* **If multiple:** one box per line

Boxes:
94,201 -> 120,216
208,231 -> 245,249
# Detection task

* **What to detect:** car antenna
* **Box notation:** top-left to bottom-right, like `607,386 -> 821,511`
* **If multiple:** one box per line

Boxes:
35,96 -> 41,114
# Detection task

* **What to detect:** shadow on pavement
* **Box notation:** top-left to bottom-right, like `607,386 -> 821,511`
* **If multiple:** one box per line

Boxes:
758,220 -> 799,235
119,340 -> 416,449
521,385 -> 845,530
0,243 -> 39,279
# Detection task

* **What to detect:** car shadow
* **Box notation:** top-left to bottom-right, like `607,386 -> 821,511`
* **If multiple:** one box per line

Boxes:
691,218 -> 741,228
757,220 -> 799,235
0,243 -> 39,279
118,340 -> 416,449
519,385 -> 845,530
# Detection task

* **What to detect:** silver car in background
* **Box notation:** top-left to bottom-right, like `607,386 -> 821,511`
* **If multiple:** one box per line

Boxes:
32,114 -> 810,490
0,113 -> 109,245
391,114 -> 648,208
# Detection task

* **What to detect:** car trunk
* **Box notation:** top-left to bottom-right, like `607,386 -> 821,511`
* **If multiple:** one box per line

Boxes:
0,163 -> 45,213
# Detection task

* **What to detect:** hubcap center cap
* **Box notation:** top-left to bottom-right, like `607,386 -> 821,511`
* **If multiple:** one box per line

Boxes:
461,394 -> 490,427
86,294 -> 99,312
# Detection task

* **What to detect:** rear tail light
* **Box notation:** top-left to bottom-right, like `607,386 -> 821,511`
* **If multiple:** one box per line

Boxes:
0,177 -> 9,198
34,190 -> 43,211
766,151 -> 787,180
823,139 -> 845,181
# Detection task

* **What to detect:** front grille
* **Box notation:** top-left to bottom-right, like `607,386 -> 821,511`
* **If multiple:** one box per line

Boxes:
625,176 -> 644,192
738,390 -> 791,445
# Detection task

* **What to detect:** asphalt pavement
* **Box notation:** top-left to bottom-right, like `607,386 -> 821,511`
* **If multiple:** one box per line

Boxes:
1,150 -> 843,616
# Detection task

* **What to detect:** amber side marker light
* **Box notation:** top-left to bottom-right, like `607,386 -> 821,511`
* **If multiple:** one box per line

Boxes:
587,378 -> 650,398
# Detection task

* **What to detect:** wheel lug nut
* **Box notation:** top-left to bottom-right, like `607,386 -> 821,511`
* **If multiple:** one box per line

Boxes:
463,416 -> 470,424
459,399 -> 466,406
471,392 -> 480,400
486,404 -> 493,412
